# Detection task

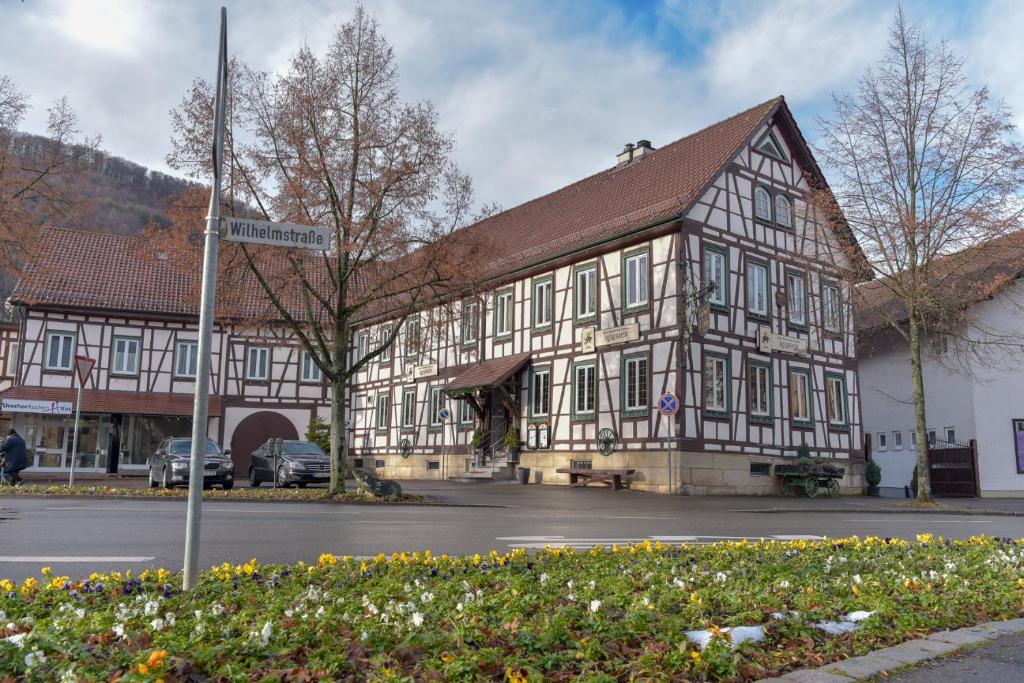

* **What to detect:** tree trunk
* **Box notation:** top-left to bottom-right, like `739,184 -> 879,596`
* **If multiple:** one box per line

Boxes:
328,375 -> 348,495
908,317 -> 932,502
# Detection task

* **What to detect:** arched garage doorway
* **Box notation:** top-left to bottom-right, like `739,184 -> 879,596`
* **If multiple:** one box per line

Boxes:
230,411 -> 299,475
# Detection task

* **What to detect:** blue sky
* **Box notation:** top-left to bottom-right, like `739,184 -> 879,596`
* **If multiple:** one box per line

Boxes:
2,0 -> 1021,213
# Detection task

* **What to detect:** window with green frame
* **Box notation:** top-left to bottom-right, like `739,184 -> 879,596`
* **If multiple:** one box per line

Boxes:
788,368 -> 813,427
825,372 -> 849,429
572,361 -> 596,419
429,386 -> 445,427
704,352 -> 730,417
532,277 -> 553,330
622,248 -> 650,312
379,325 -> 392,362
745,258 -> 770,320
375,394 -> 390,431
748,360 -> 773,424
403,318 -> 420,357
529,367 -> 551,421
622,352 -> 649,417
823,282 -> 843,335
574,264 -> 597,321
401,387 -> 416,429
494,289 -> 513,339
785,271 -> 808,329
459,398 -> 474,425
703,245 -> 728,311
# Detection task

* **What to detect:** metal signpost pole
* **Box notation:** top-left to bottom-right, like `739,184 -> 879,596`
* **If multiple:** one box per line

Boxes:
68,380 -> 82,487
668,414 -> 673,495
183,6 -> 228,591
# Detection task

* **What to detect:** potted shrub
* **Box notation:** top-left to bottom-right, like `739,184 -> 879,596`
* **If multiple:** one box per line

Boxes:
471,428 -> 485,454
865,460 -> 881,496
505,425 -> 522,463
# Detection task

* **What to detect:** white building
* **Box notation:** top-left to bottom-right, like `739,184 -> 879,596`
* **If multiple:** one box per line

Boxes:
857,235 -> 1024,497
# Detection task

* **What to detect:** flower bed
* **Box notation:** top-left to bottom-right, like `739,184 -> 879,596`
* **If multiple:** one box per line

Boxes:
1,536 -> 1022,681
0,484 -> 425,504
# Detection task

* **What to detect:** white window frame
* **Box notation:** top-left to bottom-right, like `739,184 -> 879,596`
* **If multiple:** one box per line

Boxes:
45,331 -> 75,371
175,340 -> 198,378
533,278 -> 552,329
878,433 -> 888,451
246,346 -> 270,381
623,250 -> 649,311
401,387 -> 416,429
404,318 -> 420,358
945,427 -> 956,444
356,331 -> 369,364
531,368 -> 550,418
111,336 -> 140,376
623,353 -> 649,415
5,341 -> 20,378
746,259 -> 769,318
429,386 -> 446,427
893,430 -> 903,450
755,186 -> 773,222
704,354 -> 728,414
786,271 -> 807,327
459,398 -> 474,425
300,350 -> 322,383
495,291 -> 513,338
823,283 -> 843,334
379,326 -> 392,363
461,302 -> 478,344
749,362 -> 771,418
910,430 -> 917,447
704,247 -> 727,308
575,265 -> 596,320
573,362 -> 596,417
375,394 -> 389,431
774,194 -> 792,228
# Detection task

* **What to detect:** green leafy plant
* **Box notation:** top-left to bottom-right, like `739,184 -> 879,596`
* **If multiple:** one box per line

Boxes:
505,425 -> 521,450
305,415 -> 331,454
471,428 -> 485,450
865,460 -> 882,487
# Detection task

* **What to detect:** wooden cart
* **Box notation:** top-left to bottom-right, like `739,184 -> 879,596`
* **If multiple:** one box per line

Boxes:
775,463 -> 845,497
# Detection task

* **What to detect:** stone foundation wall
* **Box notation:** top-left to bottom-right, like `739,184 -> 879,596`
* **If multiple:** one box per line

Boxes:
518,449 -> 865,495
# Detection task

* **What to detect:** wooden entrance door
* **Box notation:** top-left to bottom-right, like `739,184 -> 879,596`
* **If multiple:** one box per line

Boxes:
927,444 -> 978,497
230,411 -> 299,475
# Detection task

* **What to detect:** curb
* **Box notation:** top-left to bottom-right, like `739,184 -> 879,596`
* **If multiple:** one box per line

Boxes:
754,618 -> 1024,681
0,493 -> 506,508
736,506 -> 1023,517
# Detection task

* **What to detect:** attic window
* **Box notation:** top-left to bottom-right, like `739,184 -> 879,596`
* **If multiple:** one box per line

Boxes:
755,131 -> 787,162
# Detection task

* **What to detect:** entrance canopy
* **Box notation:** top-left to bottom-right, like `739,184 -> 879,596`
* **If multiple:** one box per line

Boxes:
444,353 -> 531,393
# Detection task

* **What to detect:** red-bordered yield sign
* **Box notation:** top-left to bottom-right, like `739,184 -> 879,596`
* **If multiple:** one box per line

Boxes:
658,392 -> 679,417
74,355 -> 96,387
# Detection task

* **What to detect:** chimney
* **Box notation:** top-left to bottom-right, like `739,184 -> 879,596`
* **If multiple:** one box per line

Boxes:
616,142 -> 635,166
632,139 -> 655,158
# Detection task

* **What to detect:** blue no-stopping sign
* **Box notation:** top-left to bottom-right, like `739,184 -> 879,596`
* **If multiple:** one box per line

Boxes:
658,392 -> 679,417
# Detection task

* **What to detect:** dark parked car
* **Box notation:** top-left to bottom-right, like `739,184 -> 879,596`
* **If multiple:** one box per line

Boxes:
148,438 -> 234,490
248,440 -> 331,488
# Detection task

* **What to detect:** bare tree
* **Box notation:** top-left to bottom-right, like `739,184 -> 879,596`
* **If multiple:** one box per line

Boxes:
0,75 -> 98,286
813,8 -> 1024,501
165,7 -> 483,494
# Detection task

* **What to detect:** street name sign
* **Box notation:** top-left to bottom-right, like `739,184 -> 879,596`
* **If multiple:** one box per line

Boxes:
1,398 -> 72,415
222,217 -> 330,251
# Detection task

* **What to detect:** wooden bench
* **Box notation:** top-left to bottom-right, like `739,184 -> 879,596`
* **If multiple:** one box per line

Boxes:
555,467 -> 636,490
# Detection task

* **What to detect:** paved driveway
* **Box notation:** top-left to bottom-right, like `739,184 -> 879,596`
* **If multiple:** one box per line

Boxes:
1,481 -> 1021,581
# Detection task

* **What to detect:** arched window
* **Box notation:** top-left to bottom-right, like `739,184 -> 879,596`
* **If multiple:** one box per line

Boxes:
755,186 -> 772,223
774,194 -> 792,228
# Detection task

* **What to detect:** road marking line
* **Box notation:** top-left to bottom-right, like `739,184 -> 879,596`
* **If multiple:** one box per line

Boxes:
44,506 -> 360,515
0,556 -> 154,563
840,518 -> 993,524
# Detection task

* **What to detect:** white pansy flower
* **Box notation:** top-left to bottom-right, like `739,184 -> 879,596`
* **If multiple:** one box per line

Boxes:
112,623 -> 125,638
5,632 -> 27,648
589,599 -> 601,613
74,608 -> 85,619
24,650 -> 45,668
714,572 -> 728,584
456,602 -> 464,612
539,573 -> 549,585
852,574 -> 862,584
150,618 -> 165,632
411,612 -> 424,627
778,580 -> 790,589
421,591 -> 434,604
210,604 -> 225,617
144,601 -> 159,616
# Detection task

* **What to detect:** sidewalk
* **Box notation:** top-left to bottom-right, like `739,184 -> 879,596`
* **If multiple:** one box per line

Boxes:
883,632 -> 1024,681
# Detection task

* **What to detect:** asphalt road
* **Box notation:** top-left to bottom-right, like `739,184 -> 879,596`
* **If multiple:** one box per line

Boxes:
883,633 -> 1024,681
1,485 -> 1022,580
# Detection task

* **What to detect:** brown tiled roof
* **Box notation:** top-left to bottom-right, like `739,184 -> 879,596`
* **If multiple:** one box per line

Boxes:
0,386 -> 222,416
13,97 -> 859,317
444,353 -> 532,392
855,230 -> 1024,336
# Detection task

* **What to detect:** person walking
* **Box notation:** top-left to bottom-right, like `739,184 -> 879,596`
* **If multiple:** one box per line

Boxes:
1,428 -> 28,485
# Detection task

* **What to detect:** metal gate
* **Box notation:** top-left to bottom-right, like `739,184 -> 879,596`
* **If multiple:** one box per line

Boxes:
926,441 -> 978,497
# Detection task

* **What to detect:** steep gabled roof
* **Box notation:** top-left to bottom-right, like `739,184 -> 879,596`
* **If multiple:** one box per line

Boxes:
855,230 -> 1024,337
12,96 -> 862,317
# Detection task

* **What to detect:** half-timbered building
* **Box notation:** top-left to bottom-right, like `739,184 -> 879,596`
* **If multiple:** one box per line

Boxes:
0,229 -> 330,476
348,96 -> 867,493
